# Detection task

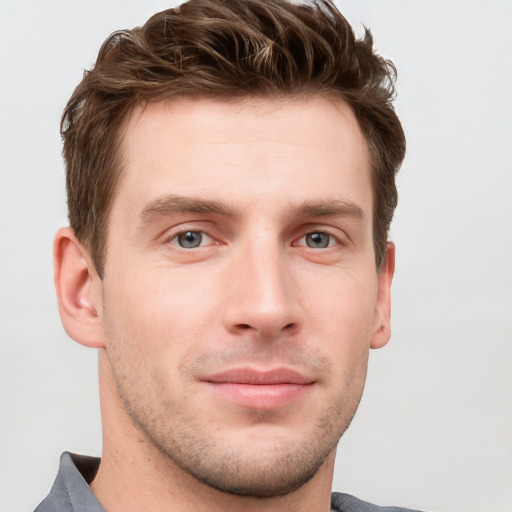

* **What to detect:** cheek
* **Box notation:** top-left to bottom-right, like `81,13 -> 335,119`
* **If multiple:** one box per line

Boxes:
301,270 -> 377,389
102,269 -> 220,367
303,269 -> 378,339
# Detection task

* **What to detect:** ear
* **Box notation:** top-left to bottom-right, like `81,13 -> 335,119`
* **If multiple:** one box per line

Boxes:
370,242 -> 395,349
54,227 -> 105,348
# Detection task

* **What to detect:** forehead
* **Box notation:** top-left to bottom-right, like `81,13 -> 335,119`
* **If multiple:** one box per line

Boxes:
116,96 -> 372,214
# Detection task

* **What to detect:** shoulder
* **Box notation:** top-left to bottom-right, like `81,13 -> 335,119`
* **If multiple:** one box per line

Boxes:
331,492 -> 428,512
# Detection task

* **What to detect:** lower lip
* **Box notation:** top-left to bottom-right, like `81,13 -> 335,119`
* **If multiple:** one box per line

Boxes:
204,382 -> 313,410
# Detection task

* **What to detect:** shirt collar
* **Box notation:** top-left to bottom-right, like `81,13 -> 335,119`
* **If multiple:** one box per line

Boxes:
35,452 -> 105,512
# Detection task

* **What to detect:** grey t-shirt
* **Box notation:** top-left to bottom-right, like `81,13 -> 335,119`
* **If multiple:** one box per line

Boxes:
34,452 -> 425,512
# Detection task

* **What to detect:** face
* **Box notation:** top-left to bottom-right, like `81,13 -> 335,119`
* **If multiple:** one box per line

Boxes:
98,97 -> 392,497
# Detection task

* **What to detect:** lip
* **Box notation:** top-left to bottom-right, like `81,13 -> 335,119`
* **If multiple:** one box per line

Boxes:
200,367 -> 315,410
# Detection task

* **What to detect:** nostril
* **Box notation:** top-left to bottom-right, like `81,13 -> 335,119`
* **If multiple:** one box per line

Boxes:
235,323 -> 294,332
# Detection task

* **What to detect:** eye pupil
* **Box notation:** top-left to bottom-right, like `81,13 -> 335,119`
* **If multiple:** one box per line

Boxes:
306,232 -> 330,248
178,231 -> 202,248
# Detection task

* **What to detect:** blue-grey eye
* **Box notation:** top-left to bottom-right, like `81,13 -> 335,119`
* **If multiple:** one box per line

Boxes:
177,231 -> 203,248
305,232 -> 331,248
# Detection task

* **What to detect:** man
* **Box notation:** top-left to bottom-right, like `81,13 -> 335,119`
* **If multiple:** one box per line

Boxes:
35,0 -> 418,510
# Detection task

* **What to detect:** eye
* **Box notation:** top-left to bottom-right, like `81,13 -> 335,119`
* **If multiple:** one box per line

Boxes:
171,230 -> 213,249
299,231 -> 337,249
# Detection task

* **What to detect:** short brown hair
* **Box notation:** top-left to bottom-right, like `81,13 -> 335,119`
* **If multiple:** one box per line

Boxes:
62,0 -> 405,277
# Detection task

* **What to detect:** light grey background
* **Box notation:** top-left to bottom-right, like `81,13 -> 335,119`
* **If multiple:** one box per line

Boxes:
1,1 -> 511,511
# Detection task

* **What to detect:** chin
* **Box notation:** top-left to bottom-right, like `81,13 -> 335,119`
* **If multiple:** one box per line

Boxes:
172,441 -> 333,498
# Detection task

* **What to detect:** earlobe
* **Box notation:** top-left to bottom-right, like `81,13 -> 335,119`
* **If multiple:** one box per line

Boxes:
54,227 -> 105,349
370,242 -> 395,350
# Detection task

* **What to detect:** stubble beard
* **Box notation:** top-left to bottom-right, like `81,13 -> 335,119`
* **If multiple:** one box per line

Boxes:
122,390 -> 362,498
106,350 -> 368,499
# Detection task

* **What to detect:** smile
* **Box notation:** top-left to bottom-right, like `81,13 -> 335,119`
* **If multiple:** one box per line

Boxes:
200,368 -> 316,410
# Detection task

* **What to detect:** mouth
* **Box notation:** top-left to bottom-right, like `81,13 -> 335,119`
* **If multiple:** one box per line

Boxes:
200,367 -> 316,410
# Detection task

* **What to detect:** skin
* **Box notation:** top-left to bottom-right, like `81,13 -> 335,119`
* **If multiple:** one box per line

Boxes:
54,96 -> 394,512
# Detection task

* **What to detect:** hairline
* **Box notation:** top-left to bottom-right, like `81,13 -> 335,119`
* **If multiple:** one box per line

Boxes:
93,91 -> 383,278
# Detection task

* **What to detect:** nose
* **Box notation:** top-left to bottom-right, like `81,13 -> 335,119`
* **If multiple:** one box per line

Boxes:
221,239 -> 302,341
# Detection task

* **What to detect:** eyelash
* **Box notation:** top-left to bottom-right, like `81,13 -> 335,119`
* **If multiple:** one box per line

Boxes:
166,228 -> 343,251
294,231 -> 341,249
168,230 -> 216,249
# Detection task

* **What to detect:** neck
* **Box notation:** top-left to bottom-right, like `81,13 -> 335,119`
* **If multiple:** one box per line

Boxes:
91,350 -> 335,512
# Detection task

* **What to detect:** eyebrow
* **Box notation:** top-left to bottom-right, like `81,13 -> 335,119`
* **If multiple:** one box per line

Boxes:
294,199 -> 365,221
140,195 -> 238,224
140,194 -> 365,224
